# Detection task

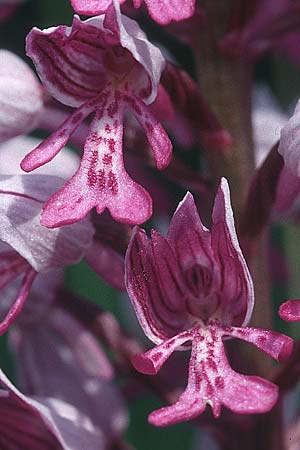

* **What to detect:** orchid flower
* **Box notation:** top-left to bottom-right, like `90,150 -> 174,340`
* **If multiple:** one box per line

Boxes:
0,173 -> 94,334
21,2 -> 172,228
0,50 -> 44,143
125,178 -> 293,426
0,267 -> 128,450
70,0 -> 196,26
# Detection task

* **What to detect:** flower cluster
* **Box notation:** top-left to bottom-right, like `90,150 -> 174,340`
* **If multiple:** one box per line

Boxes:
1,0 -> 300,449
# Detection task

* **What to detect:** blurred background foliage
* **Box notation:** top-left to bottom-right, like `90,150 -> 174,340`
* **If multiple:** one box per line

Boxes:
2,1 -> 300,449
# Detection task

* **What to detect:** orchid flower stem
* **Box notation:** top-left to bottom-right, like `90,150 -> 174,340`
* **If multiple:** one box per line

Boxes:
195,2 -> 281,449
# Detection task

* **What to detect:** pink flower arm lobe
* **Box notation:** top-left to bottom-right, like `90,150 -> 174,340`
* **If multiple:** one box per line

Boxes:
125,94 -> 172,170
279,300 -> 300,322
21,96 -> 99,172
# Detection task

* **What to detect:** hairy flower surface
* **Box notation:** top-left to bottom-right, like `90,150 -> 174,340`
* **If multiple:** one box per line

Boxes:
21,2 -> 172,228
71,0 -> 196,25
125,178 -> 293,426
0,50 -> 44,143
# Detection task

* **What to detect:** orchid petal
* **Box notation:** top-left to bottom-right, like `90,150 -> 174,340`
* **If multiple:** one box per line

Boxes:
0,136 -> 79,179
125,227 -> 186,344
0,50 -> 43,143
212,178 -> 254,327
0,175 -> 94,271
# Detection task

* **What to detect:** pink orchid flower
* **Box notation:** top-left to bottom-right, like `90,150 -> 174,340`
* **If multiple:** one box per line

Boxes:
0,173 -> 94,335
21,2 -> 172,228
125,178 -> 293,426
71,0 -> 196,26
0,50 -> 44,143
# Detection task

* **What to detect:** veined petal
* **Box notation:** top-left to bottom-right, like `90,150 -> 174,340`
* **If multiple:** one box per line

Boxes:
41,93 -> 152,227
26,17 -> 108,108
0,175 -> 94,271
212,178 -> 254,327
125,227 -> 186,345
0,50 -> 43,143
167,192 -> 213,269
279,300 -> 300,322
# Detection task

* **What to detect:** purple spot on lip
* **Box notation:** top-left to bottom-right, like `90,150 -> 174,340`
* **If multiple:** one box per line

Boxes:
98,169 -> 105,190
215,376 -> 225,389
102,154 -> 112,165
107,171 -> 118,194
152,351 -> 163,362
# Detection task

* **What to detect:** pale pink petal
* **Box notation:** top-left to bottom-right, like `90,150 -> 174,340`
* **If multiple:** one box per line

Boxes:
0,175 -> 94,271
41,95 -> 152,227
10,318 -> 127,447
0,50 -> 43,143
212,178 -> 254,327
0,135 -> 79,179
279,300 -> 300,322
0,366 -> 123,450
